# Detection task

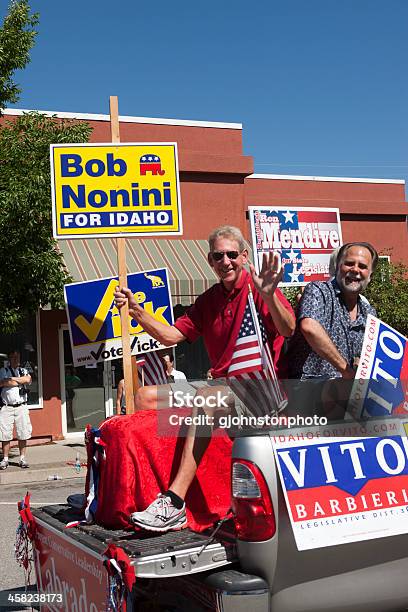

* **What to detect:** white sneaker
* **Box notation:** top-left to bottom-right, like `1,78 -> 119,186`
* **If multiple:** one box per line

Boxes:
19,458 -> 29,469
0,458 -> 9,470
130,494 -> 187,532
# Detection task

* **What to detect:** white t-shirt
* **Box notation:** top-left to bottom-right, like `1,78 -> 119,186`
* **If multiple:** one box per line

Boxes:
0,366 -> 29,405
170,368 -> 187,381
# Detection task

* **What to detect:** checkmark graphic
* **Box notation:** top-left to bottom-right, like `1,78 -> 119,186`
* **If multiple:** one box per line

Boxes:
74,279 -> 118,342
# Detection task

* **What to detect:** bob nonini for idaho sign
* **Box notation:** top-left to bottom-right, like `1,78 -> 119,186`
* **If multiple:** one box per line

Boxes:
273,433 -> 408,550
64,268 -> 174,366
51,143 -> 182,238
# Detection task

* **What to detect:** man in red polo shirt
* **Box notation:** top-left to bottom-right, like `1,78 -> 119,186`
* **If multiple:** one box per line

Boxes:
114,225 -> 295,532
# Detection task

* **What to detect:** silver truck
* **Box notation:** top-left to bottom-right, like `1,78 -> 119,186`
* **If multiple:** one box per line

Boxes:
31,422 -> 408,612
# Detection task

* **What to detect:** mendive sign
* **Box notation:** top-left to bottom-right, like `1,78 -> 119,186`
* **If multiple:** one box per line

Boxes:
248,206 -> 342,286
51,142 -> 182,239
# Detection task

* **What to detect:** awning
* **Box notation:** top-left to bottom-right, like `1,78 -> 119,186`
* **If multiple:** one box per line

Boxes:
58,238 -> 219,306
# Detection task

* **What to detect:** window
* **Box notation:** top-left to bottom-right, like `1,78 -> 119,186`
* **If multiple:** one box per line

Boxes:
173,304 -> 210,380
0,313 -> 42,408
378,255 -> 391,282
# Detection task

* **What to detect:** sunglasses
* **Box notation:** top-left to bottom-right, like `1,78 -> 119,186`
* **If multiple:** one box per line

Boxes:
211,250 -> 240,261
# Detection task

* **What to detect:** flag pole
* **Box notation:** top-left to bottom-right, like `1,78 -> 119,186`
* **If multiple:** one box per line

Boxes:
247,284 -> 286,409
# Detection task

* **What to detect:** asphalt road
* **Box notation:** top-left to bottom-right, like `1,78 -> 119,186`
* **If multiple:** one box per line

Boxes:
0,478 -> 85,611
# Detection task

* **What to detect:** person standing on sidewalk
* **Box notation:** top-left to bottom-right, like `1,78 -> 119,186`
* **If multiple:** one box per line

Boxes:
0,349 -> 32,470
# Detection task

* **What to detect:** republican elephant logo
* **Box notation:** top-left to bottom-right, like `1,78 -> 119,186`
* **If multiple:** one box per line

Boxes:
144,273 -> 165,288
140,154 -> 165,176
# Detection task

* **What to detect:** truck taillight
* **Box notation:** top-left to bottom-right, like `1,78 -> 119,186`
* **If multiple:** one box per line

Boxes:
231,459 -> 276,542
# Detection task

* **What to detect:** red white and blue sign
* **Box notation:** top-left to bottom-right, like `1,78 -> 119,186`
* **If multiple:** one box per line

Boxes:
349,315 -> 408,419
273,432 -> 408,550
64,268 -> 174,366
248,206 -> 342,286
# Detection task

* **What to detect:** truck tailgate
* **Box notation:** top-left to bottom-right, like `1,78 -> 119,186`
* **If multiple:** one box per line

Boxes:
33,505 -> 237,579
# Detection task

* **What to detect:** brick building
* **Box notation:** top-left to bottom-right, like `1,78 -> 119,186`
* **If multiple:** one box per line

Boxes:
1,108 -> 407,440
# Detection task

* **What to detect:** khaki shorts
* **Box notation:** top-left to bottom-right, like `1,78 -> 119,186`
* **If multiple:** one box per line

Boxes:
0,404 -> 32,441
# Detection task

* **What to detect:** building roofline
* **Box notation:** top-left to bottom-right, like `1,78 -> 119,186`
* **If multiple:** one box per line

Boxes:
247,173 -> 405,185
3,108 -> 242,130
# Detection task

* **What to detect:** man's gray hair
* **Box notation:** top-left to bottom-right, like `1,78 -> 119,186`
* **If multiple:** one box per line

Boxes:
208,226 -> 246,252
336,242 -> 378,272
329,247 -> 340,277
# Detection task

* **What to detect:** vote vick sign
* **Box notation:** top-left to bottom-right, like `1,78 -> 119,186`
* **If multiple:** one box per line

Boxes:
64,268 -> 174,366
51,143 -> 182,238
273,431 -> 408,550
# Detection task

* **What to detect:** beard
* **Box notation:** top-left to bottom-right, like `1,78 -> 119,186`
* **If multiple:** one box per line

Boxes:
336,271 -> 370,294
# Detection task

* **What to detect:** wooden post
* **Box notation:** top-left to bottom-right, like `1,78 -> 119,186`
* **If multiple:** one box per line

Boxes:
109,95 -> 137,414
131,355 -> 139,400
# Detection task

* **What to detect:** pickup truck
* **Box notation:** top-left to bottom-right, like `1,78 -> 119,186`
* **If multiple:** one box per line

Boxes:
30,413 -> 408,612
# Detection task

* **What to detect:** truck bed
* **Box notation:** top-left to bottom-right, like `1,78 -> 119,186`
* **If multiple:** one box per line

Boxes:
32,504 -> 237,579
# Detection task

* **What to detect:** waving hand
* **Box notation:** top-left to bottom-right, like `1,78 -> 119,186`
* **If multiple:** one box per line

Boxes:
249,251 -> 284,300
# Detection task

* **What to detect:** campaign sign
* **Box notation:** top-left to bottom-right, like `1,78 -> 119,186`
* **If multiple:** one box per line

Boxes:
33,517 -> 107,611
248,206 -> 342,286
273,434 -> 408,550
349,315 -> 408,420
271,416 -> 402,446
64,268 -> 174,366
51,142 -> 182,239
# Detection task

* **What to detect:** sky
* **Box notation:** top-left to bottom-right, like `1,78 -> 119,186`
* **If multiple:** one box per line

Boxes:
2,0 -> 408,188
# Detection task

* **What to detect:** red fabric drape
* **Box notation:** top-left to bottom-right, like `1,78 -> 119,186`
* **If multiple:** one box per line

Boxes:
90,410 -> 233,532
17,492 -> 36,540
104,542 -> 136,591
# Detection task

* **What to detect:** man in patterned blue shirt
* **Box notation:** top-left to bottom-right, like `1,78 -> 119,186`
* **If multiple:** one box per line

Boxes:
289,242 -> 378,382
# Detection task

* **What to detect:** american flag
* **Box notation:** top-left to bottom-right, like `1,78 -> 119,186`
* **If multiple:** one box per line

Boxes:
227,287 -> 286,418
136,351 -> 167,386
228,300 -> 265,376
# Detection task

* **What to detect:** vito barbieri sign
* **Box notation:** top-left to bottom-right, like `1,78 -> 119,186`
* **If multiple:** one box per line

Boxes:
51,142 -> 182,239
248,206 -> 342,286
273,431 -> 408,550
349,315 -> 408,419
